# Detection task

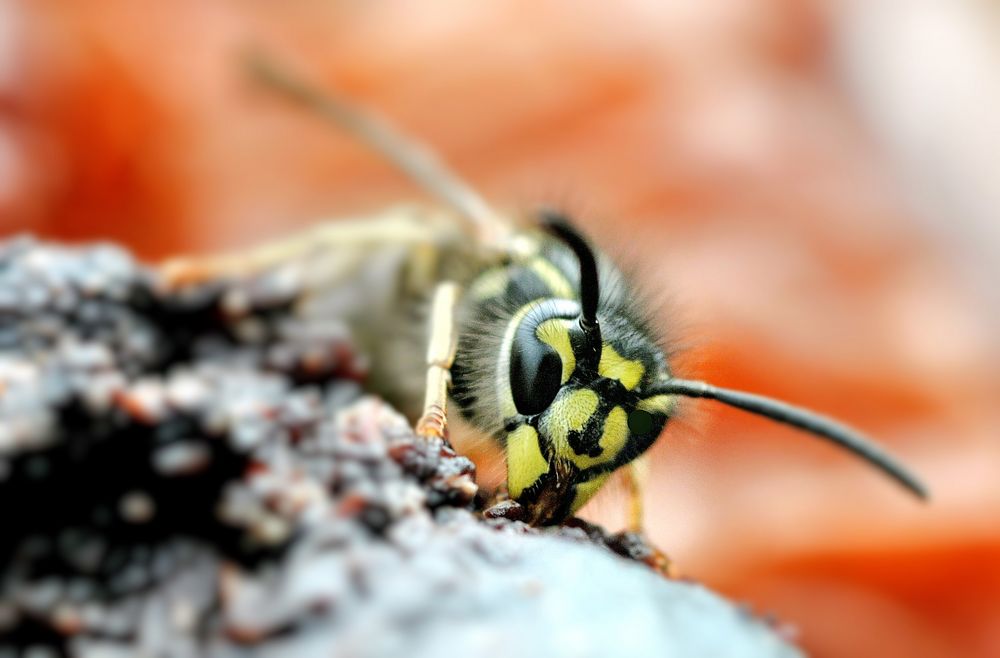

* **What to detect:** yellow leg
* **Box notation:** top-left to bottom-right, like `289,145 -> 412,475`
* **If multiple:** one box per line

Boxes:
619,455 -> 676,577
414,281 -> 461,441
624,455 -> 649,533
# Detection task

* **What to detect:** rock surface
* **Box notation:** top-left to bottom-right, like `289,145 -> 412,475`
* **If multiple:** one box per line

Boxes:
0,237 -> 800,657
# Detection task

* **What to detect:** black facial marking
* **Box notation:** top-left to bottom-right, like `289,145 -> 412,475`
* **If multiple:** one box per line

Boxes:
567,428 -> 603,458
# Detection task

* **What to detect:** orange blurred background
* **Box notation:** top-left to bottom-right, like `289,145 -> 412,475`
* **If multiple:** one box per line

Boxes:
3,1 -> 999,656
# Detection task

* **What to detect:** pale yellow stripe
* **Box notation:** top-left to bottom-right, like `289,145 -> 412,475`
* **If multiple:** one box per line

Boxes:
506,424 -> 549,499
528,257 -> 574,299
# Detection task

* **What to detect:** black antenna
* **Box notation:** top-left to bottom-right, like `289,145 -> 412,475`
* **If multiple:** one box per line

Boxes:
540,212 -> 600,332
649,378 -> 928,500
540,212 -> 603,373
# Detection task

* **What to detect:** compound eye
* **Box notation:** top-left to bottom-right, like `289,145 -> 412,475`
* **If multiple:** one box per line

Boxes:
628,409 -> 654,436
509,338 -> 563,416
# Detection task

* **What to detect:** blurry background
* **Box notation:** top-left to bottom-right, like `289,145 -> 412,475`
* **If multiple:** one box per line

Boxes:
2,1 -> 998,656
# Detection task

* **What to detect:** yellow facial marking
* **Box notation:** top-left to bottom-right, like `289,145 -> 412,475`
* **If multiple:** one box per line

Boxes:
528,257 -> 574,299
566,405 -> 629,470
571,473 -> 610,513
506,424 -> 549,499
545,389 -> 599,451
535,319 -> 575,384
599,343 -> 645,391
637,394 -> 674,415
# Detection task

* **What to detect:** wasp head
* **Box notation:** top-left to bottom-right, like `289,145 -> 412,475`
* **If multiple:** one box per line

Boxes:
491,219 -> 674,524
500,300 -> 675,523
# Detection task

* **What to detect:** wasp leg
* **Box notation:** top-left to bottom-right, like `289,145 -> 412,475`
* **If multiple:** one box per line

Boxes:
157,214 -> 452,290
247,52 -> 516,257
414,281 -> 461,441
158,224 -> 349,288
625,456 -> 649,533
617,456 -> 677,578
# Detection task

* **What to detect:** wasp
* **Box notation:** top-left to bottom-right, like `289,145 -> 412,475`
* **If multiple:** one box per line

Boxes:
162,54 -> 927,534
